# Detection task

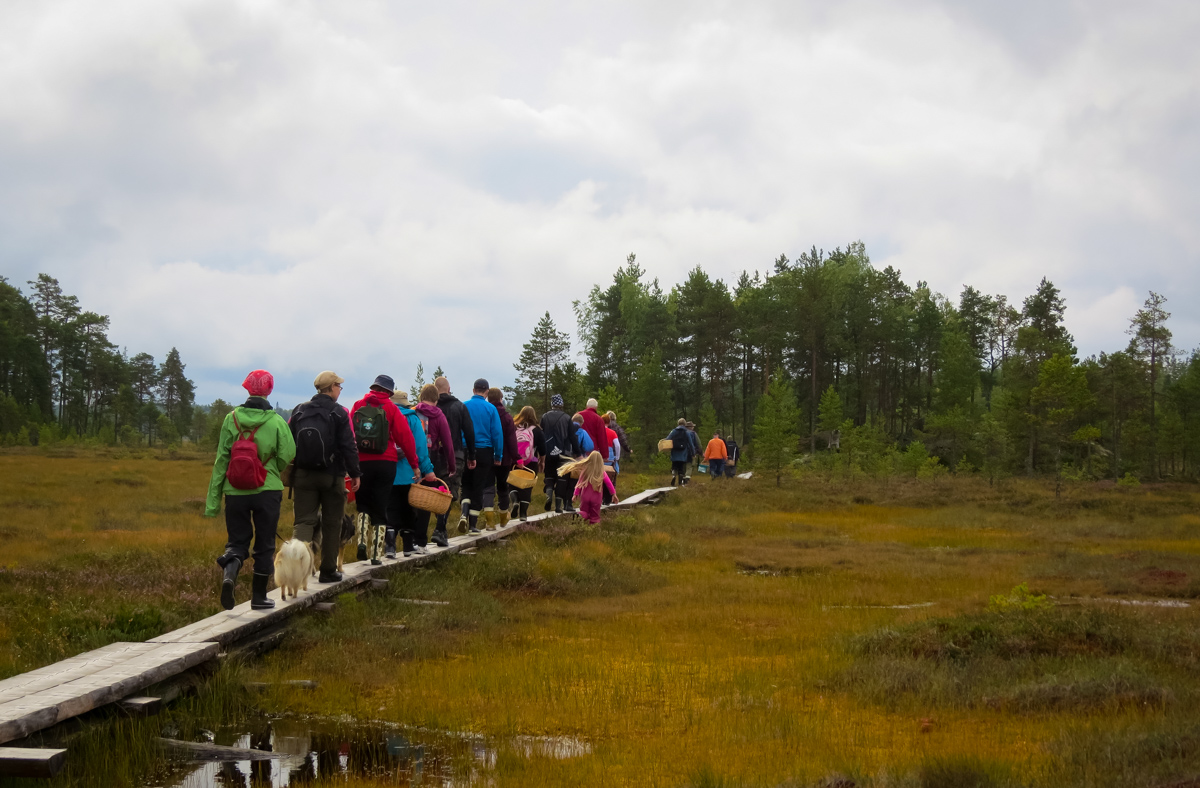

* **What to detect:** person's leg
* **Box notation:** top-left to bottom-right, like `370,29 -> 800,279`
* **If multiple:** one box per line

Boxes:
543,455 -> 560,510
396,485 -> 420,554
291,468 -> 321,543
358,461 -> 396,563
579,489 -> 601,523
710,459 -> 724,478
515,485 -> 532,521
385,484 -> 409,558
317,473 -> 344,577
473,448 -> 496,531
494,466 -> 513,525
219,494 -> 254,609
249,490 -> 282,609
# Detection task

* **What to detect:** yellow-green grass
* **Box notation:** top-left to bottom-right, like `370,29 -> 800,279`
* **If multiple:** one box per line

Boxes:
4,447 -> 1200,786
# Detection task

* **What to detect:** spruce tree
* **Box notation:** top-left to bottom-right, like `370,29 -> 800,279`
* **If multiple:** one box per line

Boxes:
157,348 -> 195,436
1127,291 -> 1173,480
754,376 -> 800,486
513,312 -> 571,412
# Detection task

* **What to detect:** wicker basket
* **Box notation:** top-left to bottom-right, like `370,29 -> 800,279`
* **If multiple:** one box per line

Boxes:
408,479 -> 452,515
657,438 -> 673,452
508,466 -> 537,489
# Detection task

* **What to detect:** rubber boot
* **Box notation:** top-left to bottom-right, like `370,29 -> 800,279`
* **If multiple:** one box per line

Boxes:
219,556 -> 241,611
384,529 -> 397,560
458,499 -> 471,534
544,490 -> 554,512
356,513 -> 370,561
432,513 -> 450,547
482,509 -> 496,531
498,506 -> 510,527
519,501 -> 529,522
250,573 -> 275,610
508,490 -> 520,521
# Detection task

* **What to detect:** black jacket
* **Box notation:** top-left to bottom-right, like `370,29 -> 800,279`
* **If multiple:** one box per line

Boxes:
289,393 -> 361,478
436,392 -> 476,461
540,409 -> 572,457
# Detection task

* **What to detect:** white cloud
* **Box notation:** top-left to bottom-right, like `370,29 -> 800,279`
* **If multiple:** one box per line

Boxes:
0,0 -> 1197,403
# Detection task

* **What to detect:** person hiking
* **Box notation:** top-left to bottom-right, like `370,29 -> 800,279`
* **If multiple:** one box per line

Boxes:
685,421 -> 702,474
724,435 -> 740,478
577,398 -> 611,461
512,405 -> 546,521
434,376 -> 476,516
488,387 -> 520,527
459,378 -> 504,534
666,418 -> 695,487
288,370 -> 360,583
606,411 -> 633,459
349,375 -> 422,564
602,413 -> 620,505
387,390 -> 438,558
571,413 -> 595,456
563,450 -> 618,524
705,432 -> 728,479
206,370 -> 296,611
416,384 -> 456,547
540,394 -> 573,514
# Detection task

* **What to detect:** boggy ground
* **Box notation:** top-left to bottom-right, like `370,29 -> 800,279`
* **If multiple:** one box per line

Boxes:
2,448 -> 1200,787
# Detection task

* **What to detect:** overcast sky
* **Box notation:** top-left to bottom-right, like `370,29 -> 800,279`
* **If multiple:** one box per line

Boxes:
2,0 -> 1197,406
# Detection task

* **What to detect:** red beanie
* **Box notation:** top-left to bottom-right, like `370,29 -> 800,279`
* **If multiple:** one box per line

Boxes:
242,369 -> 274,397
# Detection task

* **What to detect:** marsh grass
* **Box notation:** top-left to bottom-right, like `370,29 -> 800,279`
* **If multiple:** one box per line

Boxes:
5,448 -> 1200,785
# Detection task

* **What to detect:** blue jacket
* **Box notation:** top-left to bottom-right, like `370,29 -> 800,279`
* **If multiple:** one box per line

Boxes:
573,422 -> 594,455
394,406 -> 434,484
464,394 -> 505,456
668,426 -> 695,463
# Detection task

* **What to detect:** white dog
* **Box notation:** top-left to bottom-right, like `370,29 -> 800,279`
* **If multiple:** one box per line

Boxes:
274,539 -> 315,600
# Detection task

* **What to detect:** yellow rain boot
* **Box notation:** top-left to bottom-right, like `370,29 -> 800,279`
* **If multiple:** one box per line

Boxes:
482,509 -> 496,531
499,508 -> 510,527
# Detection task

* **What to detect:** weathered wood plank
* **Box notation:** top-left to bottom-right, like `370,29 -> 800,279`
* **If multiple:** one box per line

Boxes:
118,696 -> 162,716
0,747 -> 68,778
157,738 -> 284,762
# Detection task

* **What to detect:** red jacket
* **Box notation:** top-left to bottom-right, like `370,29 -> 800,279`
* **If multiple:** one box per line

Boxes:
349,390 -> 419,471
578,407 -> 610,459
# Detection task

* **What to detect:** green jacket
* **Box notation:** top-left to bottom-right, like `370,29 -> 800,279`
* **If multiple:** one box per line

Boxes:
205,400 -> 296,516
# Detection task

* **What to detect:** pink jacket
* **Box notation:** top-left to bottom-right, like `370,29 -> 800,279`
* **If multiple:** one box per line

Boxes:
415,402 -> 457,475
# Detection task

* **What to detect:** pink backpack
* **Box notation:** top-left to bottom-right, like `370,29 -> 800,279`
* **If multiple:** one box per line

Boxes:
515,424 -> 536,465
226,413 -> 267,490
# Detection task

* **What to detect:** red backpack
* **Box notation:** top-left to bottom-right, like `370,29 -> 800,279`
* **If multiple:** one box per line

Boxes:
226,412 -> 268,490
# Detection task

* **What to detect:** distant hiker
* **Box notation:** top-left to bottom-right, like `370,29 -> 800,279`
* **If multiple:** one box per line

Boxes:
724,435 -> 740,478
576,398 -> 611,461
685,421 -> 701,473
512,405 -> 546,521
206,370 -> 296,611
349,375 -> 421,564
460,378 -> 504,534
488,387 -> 520,527
416,384 -> 457,547
705,432 -> 728,478
540,394 -> 574,513
434,376 -> 476,515
288,370 -> 360,584
606,411 -> 632,459
602,413 -> 620,504
564,450 -> 618,525
666,419 -> 695,487
387,390 -> 439,558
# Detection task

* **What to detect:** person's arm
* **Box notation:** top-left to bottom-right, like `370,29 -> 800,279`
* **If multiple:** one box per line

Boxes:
490,408 -> 505,464
337,407 -> 361,480
389,403 -> 421,475
460,403 -> 476,461
436,414 -> 456,476
603,473 -> 617,501
410,415 -> 435,478
273,414 -> 296,473
204,413 -> 236,516
532,426 -> 546,471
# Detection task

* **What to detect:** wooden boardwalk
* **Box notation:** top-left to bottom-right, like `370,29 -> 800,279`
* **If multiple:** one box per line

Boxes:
0,486 -> 673,749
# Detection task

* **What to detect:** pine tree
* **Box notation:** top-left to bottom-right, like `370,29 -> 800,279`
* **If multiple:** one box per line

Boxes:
754,376 -> 800,486
817,385 -> 843,438
629,347 -> 672,457
1127,291 -> 1173,480
157,348 -> 195,436
410,362 -> 426,402
514,312 -> 571,412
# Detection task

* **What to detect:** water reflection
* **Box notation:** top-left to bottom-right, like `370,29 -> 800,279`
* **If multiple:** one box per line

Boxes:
156,717 -> 590,787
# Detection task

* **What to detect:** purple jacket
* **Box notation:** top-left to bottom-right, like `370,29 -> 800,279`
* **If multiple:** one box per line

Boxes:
415,402 -> 456,476
495,403 -> 520,467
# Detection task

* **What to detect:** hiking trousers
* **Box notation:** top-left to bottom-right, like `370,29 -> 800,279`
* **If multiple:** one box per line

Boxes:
357,460 -> 397,530
462,447 -> 495,517
671,460 -> 689,485
387,484 -> 418,552
224,490 -> 282,573
544,454 -> 575,510
292,468 -> 345,573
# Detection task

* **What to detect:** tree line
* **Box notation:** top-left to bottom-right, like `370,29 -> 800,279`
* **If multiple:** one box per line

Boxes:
0,274 -> 198,446
509,246 -> 1199,482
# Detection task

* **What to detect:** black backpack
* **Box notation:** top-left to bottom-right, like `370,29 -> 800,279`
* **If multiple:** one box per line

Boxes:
671,429 -> 688,452
292,403 -> 338,470
542,411 -> 570,456
353,404 -> 390,454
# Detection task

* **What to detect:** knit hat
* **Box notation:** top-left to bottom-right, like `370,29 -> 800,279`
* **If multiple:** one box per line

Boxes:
313,370 -> 343,390
242,369 -> 274,397
370,374 -> 395,394
551,394 -> 564,408
473,378 -> 489,392
391,390 -> 411,407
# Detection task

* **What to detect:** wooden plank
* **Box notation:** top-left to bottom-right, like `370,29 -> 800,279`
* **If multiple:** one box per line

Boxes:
0,747 -> 67,778
118,696 -> 162,716
158,738 -> 284,761
312,602 -> 335,614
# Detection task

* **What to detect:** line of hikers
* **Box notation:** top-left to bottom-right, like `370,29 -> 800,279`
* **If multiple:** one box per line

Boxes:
204,370 -> 632,611
664,418 -> 740,485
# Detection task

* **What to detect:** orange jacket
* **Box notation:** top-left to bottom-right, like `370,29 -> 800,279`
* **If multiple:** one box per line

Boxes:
704,438 -> 728,460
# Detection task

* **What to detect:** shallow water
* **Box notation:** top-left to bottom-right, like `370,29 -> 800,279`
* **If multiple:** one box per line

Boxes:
151,717 -> 591,787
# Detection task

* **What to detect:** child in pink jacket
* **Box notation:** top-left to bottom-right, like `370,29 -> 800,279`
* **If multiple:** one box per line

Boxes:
565,451 -> 618,524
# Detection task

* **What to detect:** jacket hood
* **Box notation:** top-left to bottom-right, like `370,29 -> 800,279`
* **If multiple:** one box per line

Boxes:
232,404 -> 277,428
363,390 -> 392,406
415,402 -> 441,417
437,393 -> 461,405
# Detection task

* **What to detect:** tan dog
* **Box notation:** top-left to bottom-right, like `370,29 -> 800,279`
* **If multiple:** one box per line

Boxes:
274,538 -> 315,600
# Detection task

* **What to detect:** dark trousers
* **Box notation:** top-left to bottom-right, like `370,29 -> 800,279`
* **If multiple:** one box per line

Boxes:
447,451 -> 465,500
292,468 -> 345,573
725,461 -> 737,478
709,459 -> 725,478
492,465 -> 512,511
357,460 -> 396,529
419,459 -> 452,544
545,454 -> 575,510
462,447 -> 495,515
387,484 -> 418,551
671,460 -> 689,485
224,490 -> 282,573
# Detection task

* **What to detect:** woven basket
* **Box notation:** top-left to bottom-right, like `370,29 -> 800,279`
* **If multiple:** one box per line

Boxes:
657,438 -> 673,452
508,466 -> 537,489
408,479 -> 452,515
